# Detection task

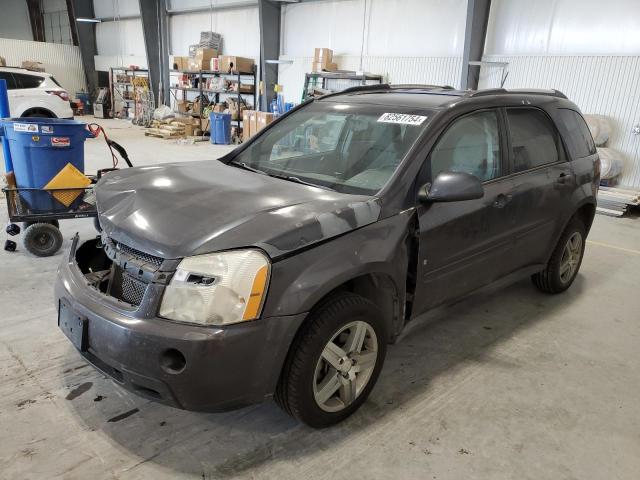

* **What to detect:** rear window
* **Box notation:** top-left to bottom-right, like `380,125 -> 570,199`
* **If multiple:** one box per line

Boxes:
558,109 -> 596,158
507,108 -> 565,172
14,73 -> 45,89
0,72 -> 18,89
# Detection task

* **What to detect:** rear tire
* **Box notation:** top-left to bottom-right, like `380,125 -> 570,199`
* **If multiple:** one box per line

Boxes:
23,220 -> 59,229
23,223 -> 63,257
532,218 -> 586,294
275,292 -> 387,428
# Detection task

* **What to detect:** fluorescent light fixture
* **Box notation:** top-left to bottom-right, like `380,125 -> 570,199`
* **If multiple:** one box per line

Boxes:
76,17 -> 102,23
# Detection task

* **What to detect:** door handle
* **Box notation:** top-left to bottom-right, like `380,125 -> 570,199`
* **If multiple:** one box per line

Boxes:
493,193 -> 513,208
556,172 -> 571,184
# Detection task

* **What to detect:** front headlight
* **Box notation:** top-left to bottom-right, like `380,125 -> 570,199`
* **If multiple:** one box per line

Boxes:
159,249 -> 270,326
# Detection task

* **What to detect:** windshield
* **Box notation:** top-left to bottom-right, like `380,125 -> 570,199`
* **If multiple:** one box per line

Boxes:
230,101 -> 432,194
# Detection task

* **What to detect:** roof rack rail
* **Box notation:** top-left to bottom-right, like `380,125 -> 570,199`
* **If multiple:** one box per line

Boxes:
320,83 -> 390,100
390,84 -> 455,90
468,88 -> 568,99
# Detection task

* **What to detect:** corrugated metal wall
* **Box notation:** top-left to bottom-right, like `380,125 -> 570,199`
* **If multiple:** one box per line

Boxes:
0,38 -> 86,95
278,55 -> 462,103
479,55 -> 640,189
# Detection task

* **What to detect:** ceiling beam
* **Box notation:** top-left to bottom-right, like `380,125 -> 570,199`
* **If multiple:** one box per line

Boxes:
69,0 -> 99,98
26,0 -> 46,42
139,0 -> 170,107
460,0 -> 492,90
259,0 -> 281,111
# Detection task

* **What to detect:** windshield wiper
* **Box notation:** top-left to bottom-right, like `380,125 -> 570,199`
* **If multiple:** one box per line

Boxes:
229,161 -> 267,175
268,173 -> 333,190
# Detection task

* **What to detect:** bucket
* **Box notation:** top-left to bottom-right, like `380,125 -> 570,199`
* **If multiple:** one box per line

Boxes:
0,117 -> 94,211
210,112 -> 232,145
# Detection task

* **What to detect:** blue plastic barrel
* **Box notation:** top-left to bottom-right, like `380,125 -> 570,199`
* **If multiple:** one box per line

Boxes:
210,112 -> 232,145
0,117 -> 93,211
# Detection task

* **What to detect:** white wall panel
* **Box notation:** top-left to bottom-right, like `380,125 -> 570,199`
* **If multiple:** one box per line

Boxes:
169,7 -> 260,58
96,18 -> 146,57
0,1 -> 32,41
486,0 -> 640,55
281,0 -> 466,57
479,55 -> 640,189
0,38 -> 86,94
94,0 -> 140,18
278,55 -> 462,103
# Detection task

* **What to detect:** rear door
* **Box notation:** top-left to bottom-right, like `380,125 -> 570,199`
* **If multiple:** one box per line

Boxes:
504,107 -> 575,268
412,109 -> 519,314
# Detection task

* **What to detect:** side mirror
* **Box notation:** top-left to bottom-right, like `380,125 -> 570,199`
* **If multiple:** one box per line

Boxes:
418,171 -> 484,203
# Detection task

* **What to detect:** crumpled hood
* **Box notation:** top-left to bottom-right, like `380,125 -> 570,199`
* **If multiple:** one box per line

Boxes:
96,160 -> 381,259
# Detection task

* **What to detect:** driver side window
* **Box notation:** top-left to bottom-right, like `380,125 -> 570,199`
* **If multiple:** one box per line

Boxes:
430,110 -> 501,182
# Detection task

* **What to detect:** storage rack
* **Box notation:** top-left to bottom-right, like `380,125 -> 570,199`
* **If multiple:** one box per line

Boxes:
169,65 -> 257,131
302,72 -> 384,101
109,67 -> 150,118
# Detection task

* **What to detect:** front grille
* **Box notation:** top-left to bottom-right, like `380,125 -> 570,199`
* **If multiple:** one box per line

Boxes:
110,265 -> 148,307
113,240 -> 163,268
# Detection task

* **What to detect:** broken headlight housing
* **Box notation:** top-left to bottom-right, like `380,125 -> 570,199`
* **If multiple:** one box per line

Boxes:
159,249 -> 270,326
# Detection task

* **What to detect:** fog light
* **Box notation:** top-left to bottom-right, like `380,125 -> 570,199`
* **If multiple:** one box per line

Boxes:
160,348 -> 186,374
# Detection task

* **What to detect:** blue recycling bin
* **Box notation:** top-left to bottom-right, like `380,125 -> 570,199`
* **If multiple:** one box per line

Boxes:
0,117 -> 94,211
210,112 -> 232,145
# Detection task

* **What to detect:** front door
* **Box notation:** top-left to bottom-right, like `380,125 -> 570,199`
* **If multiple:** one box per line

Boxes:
412,109 -> 518,315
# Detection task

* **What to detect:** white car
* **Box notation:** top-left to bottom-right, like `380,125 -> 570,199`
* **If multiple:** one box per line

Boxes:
0,67 -> 73,119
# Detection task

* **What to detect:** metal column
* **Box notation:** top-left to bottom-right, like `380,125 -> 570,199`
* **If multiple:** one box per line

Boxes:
69,0 -> 99,99
139,0 -> 170,106
460,0 -> 492,90
258,0 -> 281,111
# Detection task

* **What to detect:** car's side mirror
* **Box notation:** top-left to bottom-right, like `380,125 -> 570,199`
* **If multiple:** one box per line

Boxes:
418,171 -> 484,203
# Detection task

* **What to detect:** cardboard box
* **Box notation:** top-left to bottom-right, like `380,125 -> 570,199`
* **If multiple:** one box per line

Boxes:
21,60 -> 45,72
172,56 -> 189,71
312,61 -> 338,73
256,112 -> 274,133
313,48 -> 333,62
176,100 -> 191,113
219,56 -> 255,74
242,110 -> 252,139
188,48 -> 218,72
247,110 -> 258,138
188,44 -> 199,57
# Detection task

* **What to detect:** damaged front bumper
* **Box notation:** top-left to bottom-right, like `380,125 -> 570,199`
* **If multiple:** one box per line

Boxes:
55,234 -> 305,412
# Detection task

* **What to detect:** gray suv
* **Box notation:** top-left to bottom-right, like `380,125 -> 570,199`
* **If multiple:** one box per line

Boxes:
56,85 -> 599,428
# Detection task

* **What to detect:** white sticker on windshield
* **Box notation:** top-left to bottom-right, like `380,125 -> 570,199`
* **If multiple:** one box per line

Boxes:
377,113 -> 427,126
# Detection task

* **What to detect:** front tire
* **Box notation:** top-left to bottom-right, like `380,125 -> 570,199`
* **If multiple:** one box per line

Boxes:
532,218 -> 586,294
275,292 -> 387,428
23,223 -> 63,257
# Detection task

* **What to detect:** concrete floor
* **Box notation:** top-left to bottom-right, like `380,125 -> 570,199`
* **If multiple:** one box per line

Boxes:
1,119 -> 639,479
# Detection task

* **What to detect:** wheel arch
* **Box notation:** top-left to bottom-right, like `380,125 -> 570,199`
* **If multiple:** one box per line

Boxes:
20,107 -> 57,118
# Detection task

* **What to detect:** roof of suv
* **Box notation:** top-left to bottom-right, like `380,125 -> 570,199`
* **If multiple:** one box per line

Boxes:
0,66 -> 49,77
318,84 -> 569,110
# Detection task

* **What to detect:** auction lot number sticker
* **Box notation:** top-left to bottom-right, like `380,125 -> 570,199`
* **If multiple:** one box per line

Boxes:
377,113 -> 428,126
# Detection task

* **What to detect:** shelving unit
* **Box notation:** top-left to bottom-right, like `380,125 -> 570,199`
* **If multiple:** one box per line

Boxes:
169,66 -> 257,131
302,71 -> 384,101
109,67 -> 150,118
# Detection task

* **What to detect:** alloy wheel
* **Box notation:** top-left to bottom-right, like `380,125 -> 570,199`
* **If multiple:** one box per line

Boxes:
313,320 -> 378,413
559,231 -> 583,283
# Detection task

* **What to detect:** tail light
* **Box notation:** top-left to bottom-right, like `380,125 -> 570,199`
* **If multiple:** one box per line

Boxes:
594,157 -> 601,192
46,90 -> 70,102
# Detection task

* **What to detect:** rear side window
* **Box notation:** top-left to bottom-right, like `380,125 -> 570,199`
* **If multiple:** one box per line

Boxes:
558,109 -> 596,158
0,72 -> 18,89
14,73 -> 45,89
430,110 -> 501,182
507,108 -> 564,172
